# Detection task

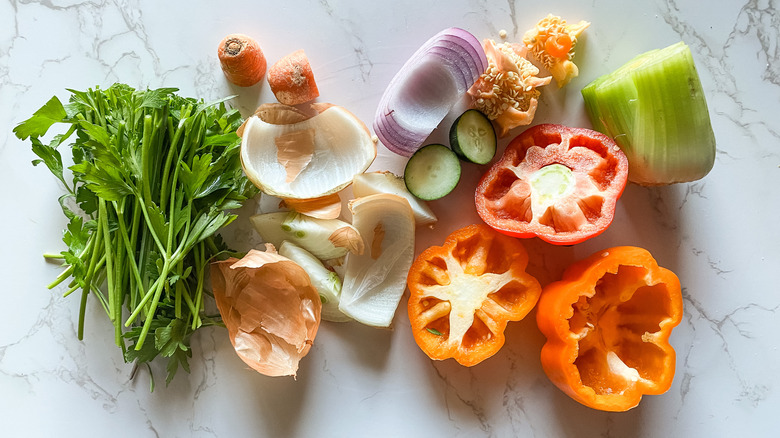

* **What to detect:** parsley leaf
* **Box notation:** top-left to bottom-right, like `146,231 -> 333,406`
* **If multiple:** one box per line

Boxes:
13,95 -> 67,140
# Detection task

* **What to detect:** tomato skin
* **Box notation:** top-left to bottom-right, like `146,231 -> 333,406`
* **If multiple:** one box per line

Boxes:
406,224 -> 541,366
475,124 -> 629,245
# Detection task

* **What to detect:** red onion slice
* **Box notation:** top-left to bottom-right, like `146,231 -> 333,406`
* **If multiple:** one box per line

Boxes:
373,28 -> 486,157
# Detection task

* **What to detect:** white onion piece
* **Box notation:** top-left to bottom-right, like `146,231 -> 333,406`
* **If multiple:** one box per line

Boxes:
250,211 -> 363,261
374,28 -> 487,156
352,171 -> 437,227
338,194 -> 415,327
241,105 -> 377,199
278,241 -> 351,323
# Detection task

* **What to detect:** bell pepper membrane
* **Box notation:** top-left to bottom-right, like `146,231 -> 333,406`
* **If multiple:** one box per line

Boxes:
537,246 -> 683,411
475,124 -> 629,245
407,224 -> 541,366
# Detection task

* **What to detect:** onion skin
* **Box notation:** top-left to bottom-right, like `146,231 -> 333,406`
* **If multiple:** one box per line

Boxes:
374,28 -> 487,157
210,246 -> 321,377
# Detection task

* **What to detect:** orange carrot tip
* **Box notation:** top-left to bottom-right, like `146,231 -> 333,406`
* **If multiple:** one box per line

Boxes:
218,33 -> 267,87
268,49 -> 320,106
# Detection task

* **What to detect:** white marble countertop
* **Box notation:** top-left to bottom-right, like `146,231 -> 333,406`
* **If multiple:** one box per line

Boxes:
2,0 -> 778,436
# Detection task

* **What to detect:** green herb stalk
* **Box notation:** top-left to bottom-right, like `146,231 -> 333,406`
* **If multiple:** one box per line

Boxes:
14,84 -> 258,388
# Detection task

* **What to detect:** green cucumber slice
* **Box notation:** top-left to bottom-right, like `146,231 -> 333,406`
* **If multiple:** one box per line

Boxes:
449,109 -> 496,164
404,144 -> 461,200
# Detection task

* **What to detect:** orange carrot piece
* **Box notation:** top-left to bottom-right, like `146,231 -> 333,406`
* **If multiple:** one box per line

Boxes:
545,34 -> 573,59
217,34 -> 267,87
268,49 -> 320,105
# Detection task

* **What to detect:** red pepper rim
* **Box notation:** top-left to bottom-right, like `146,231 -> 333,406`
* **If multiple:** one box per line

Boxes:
475,124 -> 629,245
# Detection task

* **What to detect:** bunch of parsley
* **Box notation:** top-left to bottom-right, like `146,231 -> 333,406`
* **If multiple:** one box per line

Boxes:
15,84 -> 258,388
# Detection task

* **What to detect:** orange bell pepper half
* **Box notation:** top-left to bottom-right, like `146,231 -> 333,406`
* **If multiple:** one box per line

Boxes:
407,224 -> 542,366
475,124 -> 629,245
537,246 -> 683,411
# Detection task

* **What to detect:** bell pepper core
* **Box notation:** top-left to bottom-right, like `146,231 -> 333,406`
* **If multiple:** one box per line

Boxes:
537,246 -> 683,412
407,224 -> 542,366
475,124 -> 629,245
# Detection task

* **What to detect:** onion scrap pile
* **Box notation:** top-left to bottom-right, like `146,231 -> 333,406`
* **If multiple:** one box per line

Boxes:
212,34 -> 428,377
212,15 -> 591,378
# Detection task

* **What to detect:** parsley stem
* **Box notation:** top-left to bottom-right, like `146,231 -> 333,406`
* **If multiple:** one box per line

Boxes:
47,231 -> 97,290
134,258 -> 171,349
125,275 -> 165,326
191,242 -> 205,330
98,200 -> 117,324
159,105 -> 190,208
134,195 -> 166,255
48,264 -> 74,290
113,199 -> 144,314
140,114 -> 155,208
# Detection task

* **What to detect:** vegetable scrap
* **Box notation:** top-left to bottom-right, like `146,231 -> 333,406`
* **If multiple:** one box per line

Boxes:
522,14 -> 590,87
475,124 -> 629,245
240,103 -> 376,200
211,244 -> 321,377
14,84 -> 258,387
338,194 -> 416,327
407,224 -> 541,366
280,193 -> 343,220
268,49 -> 320,105
374,27 -> 488,157
537,246 -> 683,411
352,171 -> 438,227
218,33 -> 268,87
581,41 -> 716,185
278,241 -> 351,322
250,211 -> 363,261
449,109 -> 496,164
467,39 -> 551,138
403,144 -> 462,201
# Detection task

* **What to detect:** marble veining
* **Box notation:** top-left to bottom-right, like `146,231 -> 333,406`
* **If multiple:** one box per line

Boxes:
2,0 -> 779,437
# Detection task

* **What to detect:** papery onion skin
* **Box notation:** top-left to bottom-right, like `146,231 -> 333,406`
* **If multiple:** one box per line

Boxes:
374,28 -> 487,157
210,246 -> 321,377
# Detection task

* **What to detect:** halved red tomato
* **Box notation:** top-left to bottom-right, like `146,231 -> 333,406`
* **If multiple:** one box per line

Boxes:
475,124 -> 629,245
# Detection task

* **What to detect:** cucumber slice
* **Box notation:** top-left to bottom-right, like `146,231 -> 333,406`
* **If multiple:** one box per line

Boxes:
404,144 -> 461,200
449,109 -> 496,164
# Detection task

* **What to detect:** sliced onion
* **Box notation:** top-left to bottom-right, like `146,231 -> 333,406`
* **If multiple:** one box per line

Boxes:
280,193 -> 342,219
278,241 -> 351,323
241,104 -> 377,199
250,211 -> 363,261
338,194 -> 415,327
374,28 -> 487,157
352,171 -> 437,227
